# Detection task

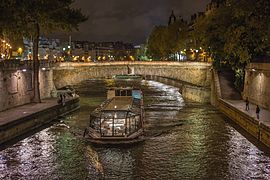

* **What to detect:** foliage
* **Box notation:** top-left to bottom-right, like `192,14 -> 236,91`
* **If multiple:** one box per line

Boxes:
147,20 -> 188,60
0,0 -> 87,102
147,26 -> 168,60
234,68 -> 245,92
193,0 -> 270,69
0,0 -> 87,37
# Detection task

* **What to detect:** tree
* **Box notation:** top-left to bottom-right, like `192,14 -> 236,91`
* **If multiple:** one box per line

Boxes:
193,0 -> 270,90
0,0 -> 87,102
147,26 -> 168,60
167,20 -> 188,60
194,0 -> 270,68
147,20 -> 188,60
223,0 -> 270,66
193,6 -> 233,67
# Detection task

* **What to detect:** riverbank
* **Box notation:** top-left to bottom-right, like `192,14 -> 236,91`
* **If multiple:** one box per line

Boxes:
212,70 -> 270,149
0,97 -> 80,146
219,99 -> 270,148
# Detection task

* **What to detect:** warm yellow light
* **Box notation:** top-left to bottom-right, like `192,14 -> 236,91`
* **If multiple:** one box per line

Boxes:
130,55 -> 135,61
17,47 -> 23,54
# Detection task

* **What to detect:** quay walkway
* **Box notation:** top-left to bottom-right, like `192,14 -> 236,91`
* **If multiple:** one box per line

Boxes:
218,98 -> 270,149
0,97 -> 80,146
0,99 -> 58,127
227,100 -> 270,126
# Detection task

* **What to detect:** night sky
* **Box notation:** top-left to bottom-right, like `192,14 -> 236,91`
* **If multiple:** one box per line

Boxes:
68,0 -> 210,44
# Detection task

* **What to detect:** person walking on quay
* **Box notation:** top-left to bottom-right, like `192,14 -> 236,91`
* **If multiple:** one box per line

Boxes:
256,105 -> 260,119
245,97 -> 249,111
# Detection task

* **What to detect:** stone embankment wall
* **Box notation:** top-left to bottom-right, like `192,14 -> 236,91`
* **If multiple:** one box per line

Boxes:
0,98 -> 80,145
53,62 -> 212,102
0,66 -> 55,112
212,69 -> 270,148
243,63 -> 270,111
146,76 -> 211,103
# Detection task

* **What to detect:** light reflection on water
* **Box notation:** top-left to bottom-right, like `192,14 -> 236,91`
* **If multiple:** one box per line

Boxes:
1,79 -> 270,180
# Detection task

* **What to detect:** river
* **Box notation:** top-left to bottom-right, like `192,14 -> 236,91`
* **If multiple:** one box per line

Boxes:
1,79 -> 270,180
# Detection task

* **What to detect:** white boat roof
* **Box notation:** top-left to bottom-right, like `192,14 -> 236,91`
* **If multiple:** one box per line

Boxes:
103,96 -> 133,111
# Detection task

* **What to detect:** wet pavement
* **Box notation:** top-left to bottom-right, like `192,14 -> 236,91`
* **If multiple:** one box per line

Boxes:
0,99 -> 57,126
227,100 -> 270,126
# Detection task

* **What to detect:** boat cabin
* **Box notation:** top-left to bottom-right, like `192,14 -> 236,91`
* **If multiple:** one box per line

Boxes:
88,87 -> 144,140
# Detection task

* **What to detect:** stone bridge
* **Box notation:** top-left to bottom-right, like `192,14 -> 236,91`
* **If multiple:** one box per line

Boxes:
53,62 -> 212,103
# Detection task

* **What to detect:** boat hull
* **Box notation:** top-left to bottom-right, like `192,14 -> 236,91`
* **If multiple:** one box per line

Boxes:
86,128 -> 144,145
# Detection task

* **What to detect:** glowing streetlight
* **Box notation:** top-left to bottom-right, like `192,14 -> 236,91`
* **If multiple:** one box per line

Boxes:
17,47 -> 23,55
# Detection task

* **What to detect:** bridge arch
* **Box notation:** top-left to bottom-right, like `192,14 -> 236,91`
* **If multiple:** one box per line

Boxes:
53,62 -> 212,103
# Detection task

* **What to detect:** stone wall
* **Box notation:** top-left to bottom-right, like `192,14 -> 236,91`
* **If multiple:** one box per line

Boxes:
131,62 -> 212,87
0,97 -> 80,145
243,63 -> 270,111
146,76 -> 211,103
212,70 -> 270,148
53,62 -> 212,103
182,85 -> 210,103
53,62 -> 212,88
0,68 -> 55,112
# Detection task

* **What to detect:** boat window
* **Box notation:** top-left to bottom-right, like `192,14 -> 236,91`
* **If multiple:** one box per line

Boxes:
101,112 -> 113,119
114,111 -> 128,119
120,90 -> 127,96
115,90 -> 121,96
126,90 -> 132,96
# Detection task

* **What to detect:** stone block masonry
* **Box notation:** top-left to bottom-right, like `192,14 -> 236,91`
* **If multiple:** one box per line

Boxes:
244,63 -> 270,111
53,62 -> 212,89
53,62 -> 212,103
0,68 -> 56,112
212,69 -> 270,149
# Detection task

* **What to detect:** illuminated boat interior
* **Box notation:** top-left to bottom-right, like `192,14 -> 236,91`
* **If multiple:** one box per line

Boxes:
88,87 -> 144,140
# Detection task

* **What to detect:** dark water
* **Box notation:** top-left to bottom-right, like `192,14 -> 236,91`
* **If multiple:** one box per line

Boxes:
1,79 -> 270,180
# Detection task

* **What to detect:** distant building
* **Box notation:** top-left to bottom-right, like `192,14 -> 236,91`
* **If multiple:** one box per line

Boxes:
205,0 -> 227,15
70,41 -> 135,62
168,10 -> 177,25
23,37 -> 61,60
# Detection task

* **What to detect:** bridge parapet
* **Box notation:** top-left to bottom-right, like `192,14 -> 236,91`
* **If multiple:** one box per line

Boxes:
0,59 -> 52,70
53,61 -> 212,89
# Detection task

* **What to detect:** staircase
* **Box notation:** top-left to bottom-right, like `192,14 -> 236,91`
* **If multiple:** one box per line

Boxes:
218,70 -> 242,100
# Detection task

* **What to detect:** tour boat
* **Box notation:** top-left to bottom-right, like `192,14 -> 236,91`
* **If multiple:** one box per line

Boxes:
84,87 -> 144,145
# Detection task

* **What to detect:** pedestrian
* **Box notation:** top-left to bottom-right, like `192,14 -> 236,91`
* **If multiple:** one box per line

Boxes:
62,93 -> 66,106
245,97 -> 249,111
256,105 -> 260,119
58,93 -> 63,104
